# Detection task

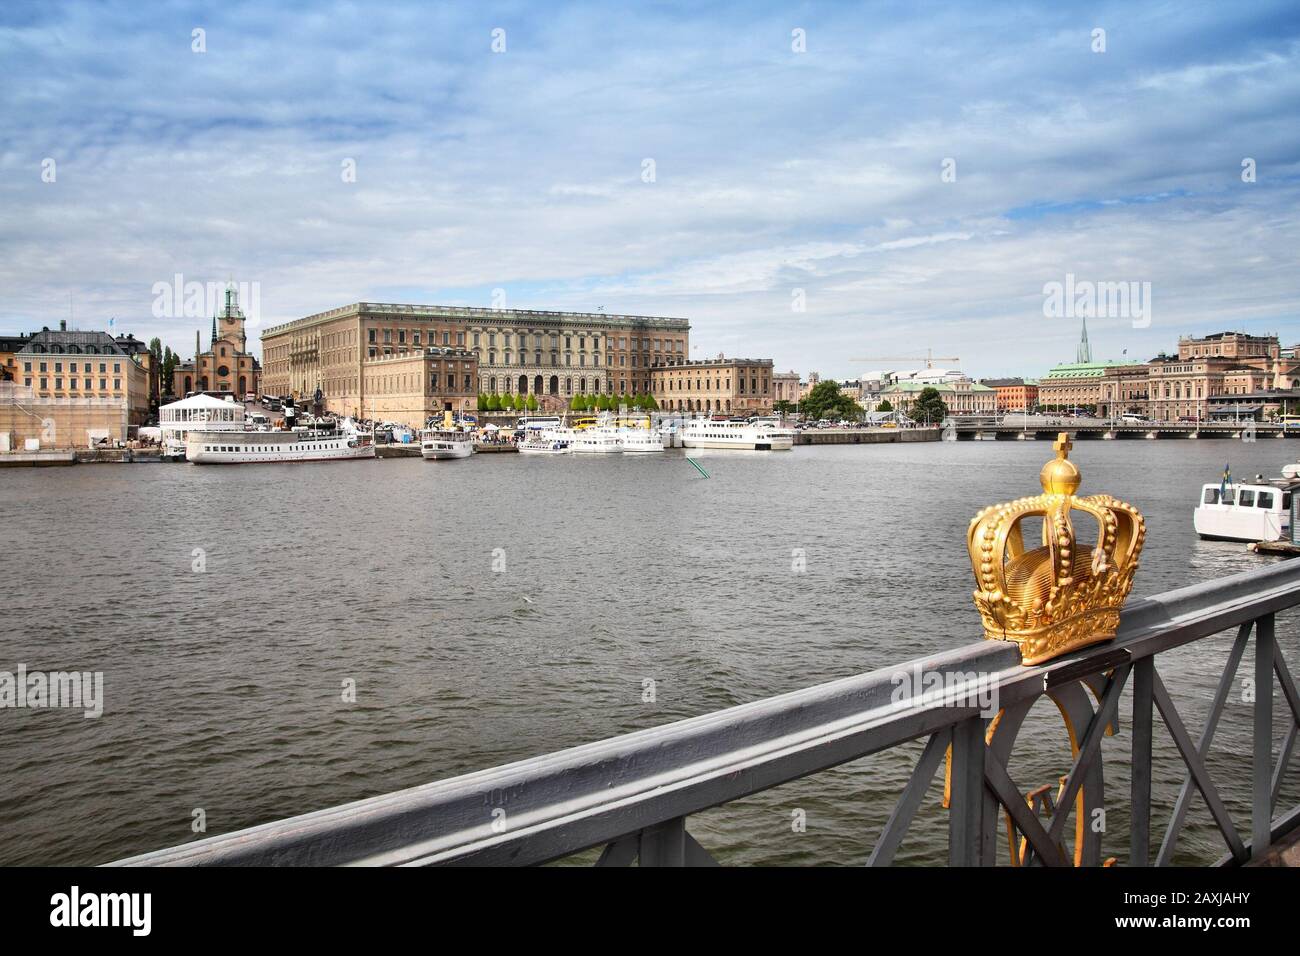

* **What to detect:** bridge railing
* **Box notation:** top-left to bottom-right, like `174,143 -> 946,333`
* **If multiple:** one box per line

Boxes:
112,562 -> 1300,867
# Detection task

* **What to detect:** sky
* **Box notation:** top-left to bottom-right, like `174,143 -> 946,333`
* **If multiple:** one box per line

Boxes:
1,0 -> 1298,380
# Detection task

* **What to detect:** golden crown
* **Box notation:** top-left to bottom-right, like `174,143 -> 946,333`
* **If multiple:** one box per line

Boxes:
967,434 -> 1144,665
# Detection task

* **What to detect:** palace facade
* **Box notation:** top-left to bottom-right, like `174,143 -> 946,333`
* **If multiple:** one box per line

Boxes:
650,356 -> 774,414
260,302 -> 691,418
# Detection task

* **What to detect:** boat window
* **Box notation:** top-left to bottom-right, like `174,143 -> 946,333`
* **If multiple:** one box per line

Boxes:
1221,488 -> 1235,505
1238,490 -> 1255,508
1257,492 -> 1274,509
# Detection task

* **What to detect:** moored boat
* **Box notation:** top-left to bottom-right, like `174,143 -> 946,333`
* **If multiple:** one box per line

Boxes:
682,417 -> 794,450
1194,466 -> 1296,542
186,416 -> 374,464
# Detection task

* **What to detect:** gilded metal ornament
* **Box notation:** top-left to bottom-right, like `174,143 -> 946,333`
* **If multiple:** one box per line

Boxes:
968,433 -> 1145,665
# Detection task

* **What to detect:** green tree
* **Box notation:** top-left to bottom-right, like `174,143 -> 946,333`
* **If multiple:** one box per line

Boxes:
513,393 -> 525,411
477,393 -> 488,411
773,399 -> 794,416
875,399 -> 892,412
526,394 -> 538,412
486,394 -> 500,411
569,394 -> 584,411
800,380 -> 861,421
643,393 -> 659,411
910,387 -> 948,425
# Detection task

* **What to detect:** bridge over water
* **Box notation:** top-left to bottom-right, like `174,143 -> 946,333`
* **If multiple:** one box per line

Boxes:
954,422 -> 1297,441
112,561 -> 1300,867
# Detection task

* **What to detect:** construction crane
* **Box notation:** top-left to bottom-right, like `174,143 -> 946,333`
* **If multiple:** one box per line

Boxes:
849,349 -> 959,369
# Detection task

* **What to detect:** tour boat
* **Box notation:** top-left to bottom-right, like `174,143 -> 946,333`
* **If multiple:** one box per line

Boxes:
420,428 -> 474,459
682,418 -> 795,451
518,433 -> 572,455
186,417 -> 374,464
617,417 -> 665,453
420,411 -> 476,460
566,424 -> 624,453
1194,477 -> 1295,542
159,394 -> 247,460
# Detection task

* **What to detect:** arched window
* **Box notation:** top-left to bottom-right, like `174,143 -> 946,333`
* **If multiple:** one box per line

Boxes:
518,375 -> 527,394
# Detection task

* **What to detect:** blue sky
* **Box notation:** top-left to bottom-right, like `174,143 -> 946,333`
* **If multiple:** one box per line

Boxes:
1,0 -> 1298,379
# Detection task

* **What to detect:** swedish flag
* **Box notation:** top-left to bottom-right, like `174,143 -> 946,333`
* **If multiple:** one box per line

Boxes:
1220,462 -> 1231,501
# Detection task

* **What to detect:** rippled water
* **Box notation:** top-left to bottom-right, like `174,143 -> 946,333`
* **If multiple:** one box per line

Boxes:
2,438 -> 1297,866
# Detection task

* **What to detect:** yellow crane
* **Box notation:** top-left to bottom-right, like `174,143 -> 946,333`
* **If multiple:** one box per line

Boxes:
849,350 -> 959,369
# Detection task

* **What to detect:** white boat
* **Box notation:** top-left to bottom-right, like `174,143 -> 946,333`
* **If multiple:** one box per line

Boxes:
186,418 -> 374,464
1194,478 -> 1294,542
617,416 -> 665,453
420,428 -> 474,459
159,393 -> 247,460
566,425 -> 624,453
518,433 -> 572,455
682,418 -> 795,450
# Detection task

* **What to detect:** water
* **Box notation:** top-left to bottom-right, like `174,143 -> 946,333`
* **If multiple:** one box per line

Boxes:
2,438 -> 1297,866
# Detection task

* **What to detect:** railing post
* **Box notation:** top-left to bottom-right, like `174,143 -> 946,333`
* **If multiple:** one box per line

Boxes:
1254,613 -> 1275,860
949,716 -> 986,866
639,817 -> 686,867
1130,656 -> 1154,866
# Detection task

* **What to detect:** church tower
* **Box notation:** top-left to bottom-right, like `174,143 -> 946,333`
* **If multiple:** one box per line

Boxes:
215,281 -> 247,352
1076,318 -> 1093,364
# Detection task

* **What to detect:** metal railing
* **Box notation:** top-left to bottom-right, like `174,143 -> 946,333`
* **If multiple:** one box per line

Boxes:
112,561 -> 1300,867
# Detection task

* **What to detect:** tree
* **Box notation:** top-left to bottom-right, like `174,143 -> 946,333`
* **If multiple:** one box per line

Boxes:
526,394 -> 538,412
875,400 -> 892,413
773,399 -> 794,416
800,380 -> 861,422
512,393 -> 525,411
643,394 -> 659,411
477,393 -> 488,411
911,387 -> 948,425
487,394 -> 501,411
569,394 -> 584,411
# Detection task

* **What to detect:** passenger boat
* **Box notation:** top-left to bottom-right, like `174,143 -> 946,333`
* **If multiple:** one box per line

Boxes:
617,416 -> 665,453
420,412 -> 475,460
159,393 -> 247,460
518,433 -> 572,455
1194,471 -> 1296,542
566,424 -> 624,453
186,416 -> 374,464
682,417 -> 795,450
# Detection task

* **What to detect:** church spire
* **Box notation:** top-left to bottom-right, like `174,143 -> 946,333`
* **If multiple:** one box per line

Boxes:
1076,317 -> 1092,364
211,313 -> 217,345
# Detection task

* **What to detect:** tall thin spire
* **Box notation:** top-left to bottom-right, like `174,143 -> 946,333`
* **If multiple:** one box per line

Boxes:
1076,317 -> 1092,364
211,314 -> 217,344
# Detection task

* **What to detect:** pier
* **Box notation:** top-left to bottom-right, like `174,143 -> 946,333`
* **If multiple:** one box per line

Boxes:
113,560 -> 1300,867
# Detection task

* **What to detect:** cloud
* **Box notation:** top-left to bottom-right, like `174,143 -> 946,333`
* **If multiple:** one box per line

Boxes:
0,0 -> 1297,380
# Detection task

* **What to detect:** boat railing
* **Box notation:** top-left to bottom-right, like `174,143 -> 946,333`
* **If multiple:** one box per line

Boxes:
112,560 -> 1300,867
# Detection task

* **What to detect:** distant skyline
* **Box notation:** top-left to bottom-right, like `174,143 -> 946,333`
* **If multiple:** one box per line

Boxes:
2,1 -> 1298,380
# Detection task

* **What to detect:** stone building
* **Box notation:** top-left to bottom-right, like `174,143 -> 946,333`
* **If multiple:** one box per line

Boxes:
172,285 -> 262,398
879,379 -> 996,417
1096,365 -> 1150,418
1038,361 -> 1142,412
14,324 -> 151,427
979,377 -> 1039,412
650,355 -> 774,414
359,348 -> 478,427
260,302 -> 690,417
772,370 -> 800,406
0,333 -> 33,383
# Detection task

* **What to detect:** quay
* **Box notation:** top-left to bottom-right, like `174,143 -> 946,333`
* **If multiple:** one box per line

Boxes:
113,560 -> 1300,867
796,427 -> 938,445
